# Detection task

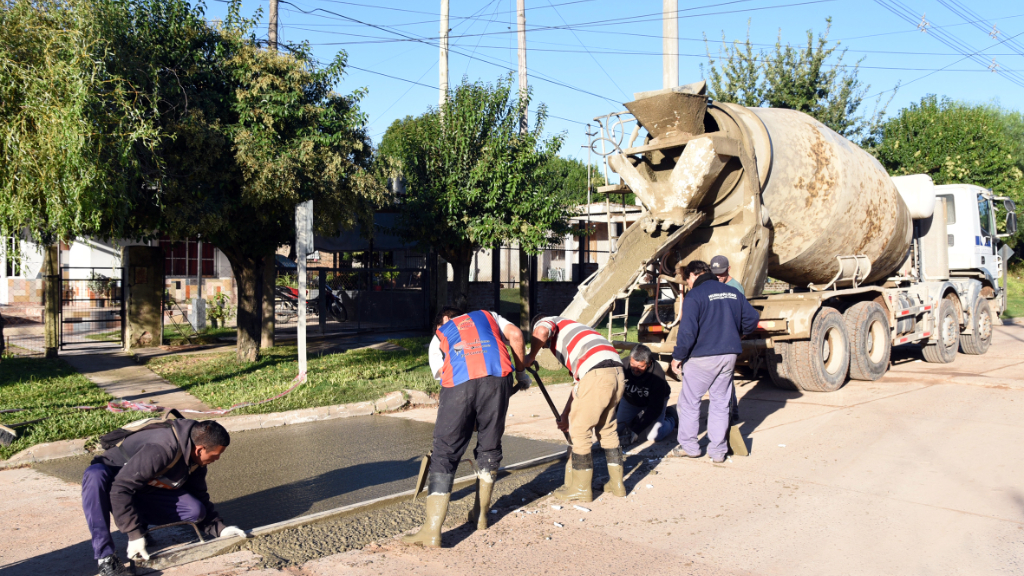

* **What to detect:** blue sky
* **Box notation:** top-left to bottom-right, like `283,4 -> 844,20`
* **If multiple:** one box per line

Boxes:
198,0 -> 1023,159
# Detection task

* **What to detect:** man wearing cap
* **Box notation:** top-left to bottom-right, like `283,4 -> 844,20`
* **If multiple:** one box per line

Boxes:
710,255 -> 744,294
668,260 -> 759,463
403,307 -> 530,548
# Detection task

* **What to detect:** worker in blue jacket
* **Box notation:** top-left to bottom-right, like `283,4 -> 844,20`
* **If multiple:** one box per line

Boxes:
668,260 -> 759,463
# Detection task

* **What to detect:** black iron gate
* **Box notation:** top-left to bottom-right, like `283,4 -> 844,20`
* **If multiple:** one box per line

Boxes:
60,267 -> 125,348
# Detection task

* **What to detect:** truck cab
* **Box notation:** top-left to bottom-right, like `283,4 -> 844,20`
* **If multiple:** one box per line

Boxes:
937,184 -> 1017,283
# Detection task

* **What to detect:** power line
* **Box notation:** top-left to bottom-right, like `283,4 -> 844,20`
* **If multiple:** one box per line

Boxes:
544,0 -> 630,100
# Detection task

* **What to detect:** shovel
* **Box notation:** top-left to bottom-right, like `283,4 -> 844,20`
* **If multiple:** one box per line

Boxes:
526,365 -> 571,445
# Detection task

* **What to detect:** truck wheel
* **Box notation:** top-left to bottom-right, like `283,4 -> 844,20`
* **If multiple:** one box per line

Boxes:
959,298 -> 992,355
922,298 -> 959,363
768,307 -> 850,392
844,302 -> 891,381
767,341 -> 799,391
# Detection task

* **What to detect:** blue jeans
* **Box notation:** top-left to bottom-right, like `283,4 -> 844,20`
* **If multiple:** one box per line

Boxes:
82,463 -> 206,560
615,397 -> 674,442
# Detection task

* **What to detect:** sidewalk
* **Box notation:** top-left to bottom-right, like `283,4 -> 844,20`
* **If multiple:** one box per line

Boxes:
60,346 -> 210,412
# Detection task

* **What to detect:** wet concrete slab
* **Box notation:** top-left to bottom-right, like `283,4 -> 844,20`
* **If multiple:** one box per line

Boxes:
33,415 -> 562,531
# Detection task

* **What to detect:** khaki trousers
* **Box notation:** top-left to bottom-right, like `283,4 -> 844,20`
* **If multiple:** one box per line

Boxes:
568,366 -> 625,457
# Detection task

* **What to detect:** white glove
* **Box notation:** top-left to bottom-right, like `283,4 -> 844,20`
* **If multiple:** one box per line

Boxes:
127,537 -> 150,560
220,525 -> 247,539
515,371 -> 532,389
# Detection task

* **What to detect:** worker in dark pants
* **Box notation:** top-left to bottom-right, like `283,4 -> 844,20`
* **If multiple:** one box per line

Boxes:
82,419 -> 244,576
404,307 -> 529,548
668,260 -> 759,463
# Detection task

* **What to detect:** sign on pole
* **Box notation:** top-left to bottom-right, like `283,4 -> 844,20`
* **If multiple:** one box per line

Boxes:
295,200 -> 313,381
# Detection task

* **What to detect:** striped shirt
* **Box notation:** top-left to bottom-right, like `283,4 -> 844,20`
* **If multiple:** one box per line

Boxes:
535,316 -> 621,381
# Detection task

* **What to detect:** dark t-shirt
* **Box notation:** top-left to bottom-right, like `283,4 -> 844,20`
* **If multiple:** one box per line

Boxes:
622,360 -> 670,408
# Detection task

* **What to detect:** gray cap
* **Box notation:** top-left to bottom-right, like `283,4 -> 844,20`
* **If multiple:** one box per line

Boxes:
709,255 -> 729,275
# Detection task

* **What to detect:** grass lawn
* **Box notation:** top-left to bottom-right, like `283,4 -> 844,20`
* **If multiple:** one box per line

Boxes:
1003,263 -> 1024,319
0,357 -> 140,461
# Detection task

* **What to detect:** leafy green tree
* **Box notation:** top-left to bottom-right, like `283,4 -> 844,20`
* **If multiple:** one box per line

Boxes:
703,18 -> 891,142
537,156 -> 608,206
98,0 -> 381,361
874,95 -> 1024,247
0,0 -> 157,244
378,75 -> 573,309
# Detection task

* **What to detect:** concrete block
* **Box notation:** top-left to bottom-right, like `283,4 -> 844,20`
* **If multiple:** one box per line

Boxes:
384,391 -> 408,411
220,415 -> 263,432
405,389 -> 437,406
258,414 -> 290,429
337,402 -> 374,417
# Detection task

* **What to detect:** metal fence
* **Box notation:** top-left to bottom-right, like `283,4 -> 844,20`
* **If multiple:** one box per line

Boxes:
60,267 -> 124,348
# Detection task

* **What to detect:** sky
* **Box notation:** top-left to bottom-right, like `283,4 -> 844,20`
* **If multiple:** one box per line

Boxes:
195,0 -> 1024,162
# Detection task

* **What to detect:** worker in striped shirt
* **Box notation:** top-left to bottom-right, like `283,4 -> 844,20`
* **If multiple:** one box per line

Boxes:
524,315 -> 626,503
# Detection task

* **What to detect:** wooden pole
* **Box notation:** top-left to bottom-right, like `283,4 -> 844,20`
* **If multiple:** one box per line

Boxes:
517,0 -> 531,330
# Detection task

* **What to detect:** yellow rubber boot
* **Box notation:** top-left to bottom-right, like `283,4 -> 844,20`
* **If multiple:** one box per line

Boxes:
553,452 -> 593,502
468,469 -> 496,530
603,447 -> 626,497
402,492 -> 450,547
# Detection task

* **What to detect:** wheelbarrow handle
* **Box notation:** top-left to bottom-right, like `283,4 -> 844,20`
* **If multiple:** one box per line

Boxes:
526,365 -> 572,444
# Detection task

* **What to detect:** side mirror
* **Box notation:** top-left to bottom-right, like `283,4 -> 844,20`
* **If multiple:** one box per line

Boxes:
1005,199 -> 1017,212
1008,212 -> 1018,235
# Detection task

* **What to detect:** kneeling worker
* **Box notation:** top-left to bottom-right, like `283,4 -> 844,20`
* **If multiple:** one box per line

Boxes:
83,418 -> 244,576
404,307 -> 530,548
617,344 -> 677,446
525,315 -> 625,503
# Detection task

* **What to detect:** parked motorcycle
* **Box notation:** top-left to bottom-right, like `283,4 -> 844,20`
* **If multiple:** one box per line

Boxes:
274,285 -> 347,323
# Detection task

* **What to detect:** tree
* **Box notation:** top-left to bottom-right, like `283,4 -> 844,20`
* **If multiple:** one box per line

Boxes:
97,0 -> 381,361
703,18 -> 892,142
874,96 -> 1024,247
0,0 -> 157,245
378,75 -> 573,309
536,156 -> 608,206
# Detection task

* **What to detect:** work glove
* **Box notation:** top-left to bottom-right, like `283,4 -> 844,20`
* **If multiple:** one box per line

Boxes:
127,537 -> 150,561
513,370 -> 532,393
220,526 -> 247,539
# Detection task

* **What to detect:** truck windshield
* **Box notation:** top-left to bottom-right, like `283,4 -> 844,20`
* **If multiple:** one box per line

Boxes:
977,194 -> 991,236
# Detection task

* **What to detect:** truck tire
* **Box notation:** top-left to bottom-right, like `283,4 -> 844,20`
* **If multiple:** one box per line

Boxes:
768,307 -> 850,392
922,298 -> 959,363
844,302 -> 891,381
767,341 -> 799,391
959,297 -> 992,355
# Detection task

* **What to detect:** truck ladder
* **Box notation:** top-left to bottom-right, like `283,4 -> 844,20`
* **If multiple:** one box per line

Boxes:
606,291 -> 631,341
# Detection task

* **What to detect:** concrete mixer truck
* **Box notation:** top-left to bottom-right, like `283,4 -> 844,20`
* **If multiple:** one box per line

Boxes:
558,81 -> 1018,392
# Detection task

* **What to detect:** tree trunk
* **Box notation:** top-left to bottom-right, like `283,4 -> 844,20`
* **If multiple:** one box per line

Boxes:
450,257 -> 471,311
223,248 -> 263,362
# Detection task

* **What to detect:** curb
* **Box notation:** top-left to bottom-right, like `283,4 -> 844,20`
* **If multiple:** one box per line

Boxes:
0,389 -> 438,470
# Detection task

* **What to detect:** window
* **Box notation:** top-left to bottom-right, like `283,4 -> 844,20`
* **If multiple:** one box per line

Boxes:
159,237 -> 214,277
977,194 -> 992,236
937,194 -> 956,224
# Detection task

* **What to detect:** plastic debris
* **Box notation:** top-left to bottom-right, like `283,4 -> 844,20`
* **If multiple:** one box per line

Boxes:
645,484 -> 654,489
573,505 -> 591,513
551,505 -> 563,510
778,444 -> 786,447
554,522 -> 563,528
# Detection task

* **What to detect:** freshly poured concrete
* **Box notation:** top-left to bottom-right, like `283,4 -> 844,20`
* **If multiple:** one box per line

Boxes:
34,415 -> 561,530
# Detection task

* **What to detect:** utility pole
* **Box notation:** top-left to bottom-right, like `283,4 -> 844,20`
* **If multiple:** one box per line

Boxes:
517,0 -> 532,332
269,0 -> 278,51
662,0 -> 678,89
263,0 -> 279,350
439,0 -> 449,108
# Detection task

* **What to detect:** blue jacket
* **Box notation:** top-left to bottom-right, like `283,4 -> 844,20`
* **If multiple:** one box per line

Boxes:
672,274 -> 760,361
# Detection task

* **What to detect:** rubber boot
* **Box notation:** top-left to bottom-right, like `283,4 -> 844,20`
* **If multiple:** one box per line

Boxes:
403,472 -> 452,548
603,447 -> 626,497
553,451 -> 593,502
468,469 -> 496,530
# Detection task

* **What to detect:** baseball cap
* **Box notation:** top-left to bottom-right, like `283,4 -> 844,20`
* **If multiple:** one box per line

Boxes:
709,255 -> 729,275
